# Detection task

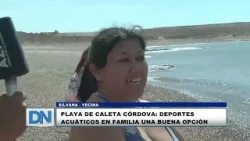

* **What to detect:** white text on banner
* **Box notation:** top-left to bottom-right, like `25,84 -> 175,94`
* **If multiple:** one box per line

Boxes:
56,108 -> 226,127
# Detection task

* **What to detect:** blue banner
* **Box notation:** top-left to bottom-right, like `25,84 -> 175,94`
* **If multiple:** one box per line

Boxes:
56,102 -> 227,108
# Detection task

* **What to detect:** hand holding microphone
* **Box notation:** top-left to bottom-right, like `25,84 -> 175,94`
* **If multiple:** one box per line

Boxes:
0,92 -> 27,141
0,17 -> 29,140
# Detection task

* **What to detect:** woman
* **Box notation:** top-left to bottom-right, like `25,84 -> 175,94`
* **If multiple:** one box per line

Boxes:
68,26 -> 185,141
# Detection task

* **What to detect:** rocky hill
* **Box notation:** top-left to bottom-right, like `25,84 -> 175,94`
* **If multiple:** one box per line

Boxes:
16,22 -> 250,44
143,22 -> 250,40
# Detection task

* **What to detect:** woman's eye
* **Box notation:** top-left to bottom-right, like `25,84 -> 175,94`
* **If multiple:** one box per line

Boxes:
137,56 -> 145,61
118,58 -> 129,62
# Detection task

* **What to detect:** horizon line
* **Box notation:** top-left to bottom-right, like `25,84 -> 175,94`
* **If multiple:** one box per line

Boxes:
17,21 -> 250,33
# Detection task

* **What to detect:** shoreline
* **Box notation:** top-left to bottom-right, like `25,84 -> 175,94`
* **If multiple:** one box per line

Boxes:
143,85 -> 250,141
20,35 -> 250,47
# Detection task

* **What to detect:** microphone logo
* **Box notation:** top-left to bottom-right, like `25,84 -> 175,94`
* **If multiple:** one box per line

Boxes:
0,33 -> 11,68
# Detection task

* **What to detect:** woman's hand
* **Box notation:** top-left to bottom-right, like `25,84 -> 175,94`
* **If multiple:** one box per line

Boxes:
0,91 -> 27,141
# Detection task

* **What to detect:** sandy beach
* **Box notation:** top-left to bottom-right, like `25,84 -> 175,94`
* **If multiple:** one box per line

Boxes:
0,40 -> 249,141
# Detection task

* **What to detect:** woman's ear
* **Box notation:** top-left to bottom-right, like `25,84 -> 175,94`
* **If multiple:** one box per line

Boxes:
89,64 -> 103,81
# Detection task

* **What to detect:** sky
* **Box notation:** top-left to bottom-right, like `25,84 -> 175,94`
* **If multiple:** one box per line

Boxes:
0,0 -> 250,32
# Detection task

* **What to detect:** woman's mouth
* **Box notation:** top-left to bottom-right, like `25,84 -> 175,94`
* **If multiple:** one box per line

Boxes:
126,78 -> 142,84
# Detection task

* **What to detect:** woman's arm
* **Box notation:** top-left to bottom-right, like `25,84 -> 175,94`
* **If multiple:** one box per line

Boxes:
169,127 -> 185,141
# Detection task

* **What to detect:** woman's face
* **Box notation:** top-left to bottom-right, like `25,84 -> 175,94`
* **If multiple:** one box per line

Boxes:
96,39 -> 148,101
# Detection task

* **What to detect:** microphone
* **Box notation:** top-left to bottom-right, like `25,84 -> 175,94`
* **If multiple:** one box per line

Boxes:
0,17 -> 29,95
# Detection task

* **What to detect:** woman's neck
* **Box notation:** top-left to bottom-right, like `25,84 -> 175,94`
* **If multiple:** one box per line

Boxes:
96,90 -> 138,102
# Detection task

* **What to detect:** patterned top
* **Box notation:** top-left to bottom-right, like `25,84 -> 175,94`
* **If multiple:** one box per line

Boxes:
66,47 -> 89,102
67,72 -> 82,102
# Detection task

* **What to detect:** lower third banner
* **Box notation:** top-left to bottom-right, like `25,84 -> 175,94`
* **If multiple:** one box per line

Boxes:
56,108 -> 226,127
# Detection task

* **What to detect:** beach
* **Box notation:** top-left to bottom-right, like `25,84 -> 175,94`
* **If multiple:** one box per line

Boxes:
0,39 -> 249,141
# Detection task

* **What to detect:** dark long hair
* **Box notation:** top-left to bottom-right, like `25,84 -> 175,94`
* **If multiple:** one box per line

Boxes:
77,26 -> 146,102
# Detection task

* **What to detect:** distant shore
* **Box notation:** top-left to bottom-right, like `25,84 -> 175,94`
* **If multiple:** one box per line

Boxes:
20,35 -> 250,48
18,21 -> 250,46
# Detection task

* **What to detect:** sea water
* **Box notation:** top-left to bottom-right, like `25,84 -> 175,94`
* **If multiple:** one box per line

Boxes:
146,41 -> 250,130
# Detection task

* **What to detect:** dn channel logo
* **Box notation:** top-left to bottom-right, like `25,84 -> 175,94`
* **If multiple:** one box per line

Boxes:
26,108 -> 55,127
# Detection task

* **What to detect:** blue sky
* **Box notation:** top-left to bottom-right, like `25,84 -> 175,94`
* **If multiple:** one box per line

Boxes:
0,0 -> 249,32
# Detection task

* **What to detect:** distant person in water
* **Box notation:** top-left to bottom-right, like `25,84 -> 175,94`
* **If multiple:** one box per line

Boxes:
67,26 -> 185,141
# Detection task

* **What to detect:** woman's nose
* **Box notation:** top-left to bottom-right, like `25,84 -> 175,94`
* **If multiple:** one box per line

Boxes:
129,61 -> 140,72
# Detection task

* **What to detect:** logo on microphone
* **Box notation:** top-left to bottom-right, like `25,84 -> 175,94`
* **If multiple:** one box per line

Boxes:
0,33 -> 11,68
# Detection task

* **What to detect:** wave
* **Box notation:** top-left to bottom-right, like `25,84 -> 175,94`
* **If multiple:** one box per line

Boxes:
168,43 -> 208,47
147,76 -> 159,81
146,47 -> 169,52
155,76 -> 221,85
148,64 -> 176,72
146,47 -> 202,54
23,46 -> 55,49
147,45 -> 166,48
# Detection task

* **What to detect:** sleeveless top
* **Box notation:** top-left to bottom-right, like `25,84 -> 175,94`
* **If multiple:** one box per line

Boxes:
92,92 -> 180,141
